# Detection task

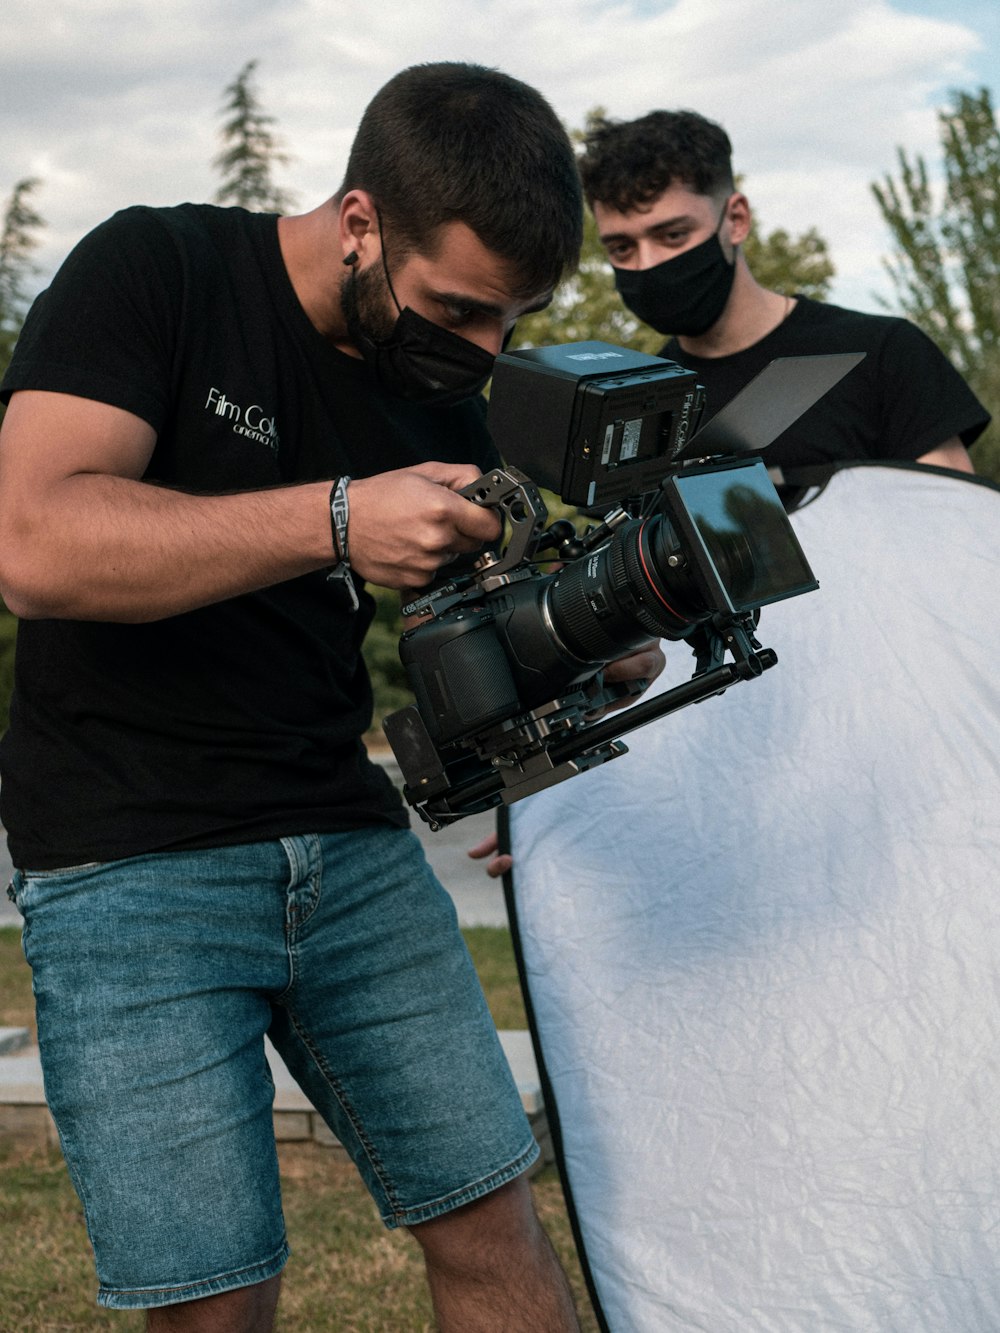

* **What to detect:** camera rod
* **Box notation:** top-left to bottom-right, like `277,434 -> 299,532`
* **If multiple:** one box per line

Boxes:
418,647 -> 778,823
555,646 -> 777,756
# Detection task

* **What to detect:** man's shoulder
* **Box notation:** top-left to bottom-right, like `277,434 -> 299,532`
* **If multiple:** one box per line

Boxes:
787,299 -> 959,380
786,296 -> 904,347
81,204 -> 272,266
42,204 -> 277,327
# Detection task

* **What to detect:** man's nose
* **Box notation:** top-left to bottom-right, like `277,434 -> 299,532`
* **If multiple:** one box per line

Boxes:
635,239 -> 665,270
465,324 -> 506,358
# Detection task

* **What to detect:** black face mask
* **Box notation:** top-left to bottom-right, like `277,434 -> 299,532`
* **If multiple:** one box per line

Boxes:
342,225 -> 496,407
358,306 -> 495,407
613,199 -> 736,338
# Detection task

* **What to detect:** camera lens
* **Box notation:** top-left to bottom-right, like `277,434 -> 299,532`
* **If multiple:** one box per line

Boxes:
545,514 -> 735,662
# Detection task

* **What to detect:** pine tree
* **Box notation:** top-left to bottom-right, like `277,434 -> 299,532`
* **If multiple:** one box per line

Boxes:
213,61 -> 296,212
0,177 -> 44,372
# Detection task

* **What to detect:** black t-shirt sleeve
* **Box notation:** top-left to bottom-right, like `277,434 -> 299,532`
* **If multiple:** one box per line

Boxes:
874,318 -> 990,458
1,206 -> 182,431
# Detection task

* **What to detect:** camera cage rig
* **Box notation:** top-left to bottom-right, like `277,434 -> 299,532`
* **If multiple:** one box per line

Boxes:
382,342 -> 865,829
383,464 -> 782,830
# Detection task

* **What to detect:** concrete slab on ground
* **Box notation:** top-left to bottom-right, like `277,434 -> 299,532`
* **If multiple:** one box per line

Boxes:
0,1026 -> 29,1055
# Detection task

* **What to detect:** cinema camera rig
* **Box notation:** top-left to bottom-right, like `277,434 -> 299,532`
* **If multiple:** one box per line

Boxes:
383,340 -> 832,829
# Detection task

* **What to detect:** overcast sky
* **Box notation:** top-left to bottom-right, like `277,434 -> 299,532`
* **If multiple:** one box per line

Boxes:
3,0 -> 997,314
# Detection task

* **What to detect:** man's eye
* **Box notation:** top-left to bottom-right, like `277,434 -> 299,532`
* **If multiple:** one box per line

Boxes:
441,303 -> 475,326
605,243 -> 632,262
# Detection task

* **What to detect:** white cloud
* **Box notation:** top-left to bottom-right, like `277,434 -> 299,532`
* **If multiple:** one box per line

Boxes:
0,0 -> 990,312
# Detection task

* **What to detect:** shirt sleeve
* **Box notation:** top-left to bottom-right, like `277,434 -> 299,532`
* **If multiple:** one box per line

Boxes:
1,206 -> 184,433
874,319 -> 990,458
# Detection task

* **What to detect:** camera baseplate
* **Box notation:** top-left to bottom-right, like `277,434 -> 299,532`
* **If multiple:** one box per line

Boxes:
384,617 -> 777,830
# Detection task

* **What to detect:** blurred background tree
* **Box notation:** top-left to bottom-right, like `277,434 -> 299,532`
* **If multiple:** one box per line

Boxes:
0,177 -> 44,416
741,214 -> 834,302
364,587 -> 413,736
872,86 -> 999,480
213,60 -> 297,212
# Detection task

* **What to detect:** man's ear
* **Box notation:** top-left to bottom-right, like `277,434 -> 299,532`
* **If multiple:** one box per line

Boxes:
338,189 -> 380,265
726,191 -> 752,248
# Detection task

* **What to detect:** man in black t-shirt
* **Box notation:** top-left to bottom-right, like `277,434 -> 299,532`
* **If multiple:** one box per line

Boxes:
576,109 -> 990,476
0,64 -> 657,1332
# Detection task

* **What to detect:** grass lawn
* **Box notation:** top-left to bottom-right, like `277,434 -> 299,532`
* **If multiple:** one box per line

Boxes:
0,926 -> 598,1331
0,923 -> 35,1038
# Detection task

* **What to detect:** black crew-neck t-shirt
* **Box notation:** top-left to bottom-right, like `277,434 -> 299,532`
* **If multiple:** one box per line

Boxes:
0,204 -> 499,868
661,296 -> 990,470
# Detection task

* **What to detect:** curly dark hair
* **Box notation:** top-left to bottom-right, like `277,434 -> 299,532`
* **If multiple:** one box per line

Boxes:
340,62 -> 582,295
579,110 -> 735,213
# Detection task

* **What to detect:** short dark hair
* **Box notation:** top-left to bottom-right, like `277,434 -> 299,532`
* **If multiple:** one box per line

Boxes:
341,62 -> 582,293
579,110 -> 734,214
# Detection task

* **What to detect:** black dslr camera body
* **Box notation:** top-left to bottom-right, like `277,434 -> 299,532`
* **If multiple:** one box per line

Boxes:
382,340 -> 823,829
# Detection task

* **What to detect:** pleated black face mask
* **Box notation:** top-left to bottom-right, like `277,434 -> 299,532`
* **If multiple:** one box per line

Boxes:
343,226 -> 496,407
613,198 -> 736,337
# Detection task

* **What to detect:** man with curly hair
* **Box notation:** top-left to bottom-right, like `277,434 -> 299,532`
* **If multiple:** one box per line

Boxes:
579,109 -> 988,480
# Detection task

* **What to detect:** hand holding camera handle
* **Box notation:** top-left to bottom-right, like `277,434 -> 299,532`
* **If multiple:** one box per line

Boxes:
458,467 -> 550,582
339,463 -> 500,590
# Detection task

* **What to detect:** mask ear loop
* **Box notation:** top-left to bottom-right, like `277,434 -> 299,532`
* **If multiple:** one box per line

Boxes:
374,208 -> 406,315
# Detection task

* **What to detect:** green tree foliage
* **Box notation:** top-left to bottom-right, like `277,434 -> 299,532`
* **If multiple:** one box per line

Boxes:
213,60 -> 297,212
741,216 -> 835,301
0,177 -> 44,383
872,87 -> 1000,480
362,587 -> 411,734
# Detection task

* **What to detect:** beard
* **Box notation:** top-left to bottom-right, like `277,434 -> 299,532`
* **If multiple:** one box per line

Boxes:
340,259 -> 397,351
336,249 -> 495,406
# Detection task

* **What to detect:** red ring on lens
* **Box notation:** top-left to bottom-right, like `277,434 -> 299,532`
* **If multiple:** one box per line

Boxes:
637,519 -> 693,625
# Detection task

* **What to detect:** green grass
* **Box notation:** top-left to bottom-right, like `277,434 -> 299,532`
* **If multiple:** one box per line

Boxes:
0,926 -> 597,1331
462,924 -> 528,1030
0,923 -> 35,1037
0,1141 -> 597,1332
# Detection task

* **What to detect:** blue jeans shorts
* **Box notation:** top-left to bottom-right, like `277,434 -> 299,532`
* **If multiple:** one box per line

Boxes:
11,827 -> 537,1310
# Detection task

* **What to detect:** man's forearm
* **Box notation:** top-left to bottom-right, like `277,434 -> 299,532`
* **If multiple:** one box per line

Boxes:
0,388 -> 502,622
0,473 -> 336,623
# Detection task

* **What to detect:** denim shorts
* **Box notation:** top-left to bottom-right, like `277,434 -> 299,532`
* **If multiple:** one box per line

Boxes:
11,827 -> 537,1310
